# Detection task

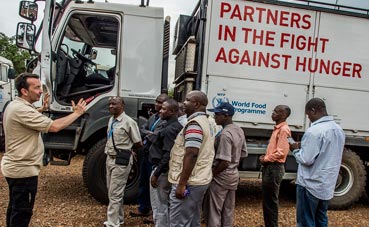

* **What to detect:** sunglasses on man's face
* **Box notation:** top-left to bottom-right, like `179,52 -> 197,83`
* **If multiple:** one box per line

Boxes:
109,96 -> 120,101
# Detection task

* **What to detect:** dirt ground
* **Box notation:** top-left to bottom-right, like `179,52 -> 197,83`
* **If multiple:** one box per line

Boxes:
1,154 -> 369,227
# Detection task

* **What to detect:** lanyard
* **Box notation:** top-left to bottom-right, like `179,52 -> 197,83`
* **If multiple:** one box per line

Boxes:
107,119 -> 118,138
150,117 -> 160,131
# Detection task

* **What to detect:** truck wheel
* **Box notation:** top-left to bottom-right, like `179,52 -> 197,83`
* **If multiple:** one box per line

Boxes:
329,149 -> 366,209
82,138 -> 140,204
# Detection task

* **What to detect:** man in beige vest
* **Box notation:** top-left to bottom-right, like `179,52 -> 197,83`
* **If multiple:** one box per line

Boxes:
1,73 -> 87,227
168,90 -> 215,227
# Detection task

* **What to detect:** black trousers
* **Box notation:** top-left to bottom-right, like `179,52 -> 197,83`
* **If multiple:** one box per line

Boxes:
6,176 -> 38,227
137,153 -> 152,214
262,163 -> 285,227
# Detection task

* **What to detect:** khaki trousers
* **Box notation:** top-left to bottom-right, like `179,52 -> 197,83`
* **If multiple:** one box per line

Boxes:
204,180 -> 236,227
104,156 -> 133,227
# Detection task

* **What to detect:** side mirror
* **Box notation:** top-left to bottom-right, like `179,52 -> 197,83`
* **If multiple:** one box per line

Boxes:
19,1 -> 38,21
16,22 -> 36,51
8,68 -> 16,80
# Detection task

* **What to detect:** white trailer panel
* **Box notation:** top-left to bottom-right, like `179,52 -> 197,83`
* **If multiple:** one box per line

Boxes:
203,0 -> 369,135
206,75 -> 307,131
313,12 -> 369,90
205,0 -> 317,84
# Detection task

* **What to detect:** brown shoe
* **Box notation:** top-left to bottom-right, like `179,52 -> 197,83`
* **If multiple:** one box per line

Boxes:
129,210 -> 152,217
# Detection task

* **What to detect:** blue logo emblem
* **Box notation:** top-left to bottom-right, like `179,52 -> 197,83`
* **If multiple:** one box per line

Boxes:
212,93 -> 229,108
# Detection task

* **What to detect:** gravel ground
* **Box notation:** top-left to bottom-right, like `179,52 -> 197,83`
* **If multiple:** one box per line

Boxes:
1,154 -> 369,227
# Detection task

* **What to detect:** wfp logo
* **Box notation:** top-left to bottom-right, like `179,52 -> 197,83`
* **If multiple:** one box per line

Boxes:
212,93 -> 229,107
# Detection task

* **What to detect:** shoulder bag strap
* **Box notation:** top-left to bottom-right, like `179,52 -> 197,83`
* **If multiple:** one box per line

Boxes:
111,128 -> 133,152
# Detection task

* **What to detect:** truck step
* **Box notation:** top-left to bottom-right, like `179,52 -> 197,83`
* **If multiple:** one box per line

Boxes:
48,150 -> 72,166
44,142 -> 75,150
50,159 -> 70,166
43,126 -> 82,150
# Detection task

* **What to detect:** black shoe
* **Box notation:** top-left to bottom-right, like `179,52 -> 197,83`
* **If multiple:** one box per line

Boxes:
129,210 -> 152,217
143,218 -> 154,224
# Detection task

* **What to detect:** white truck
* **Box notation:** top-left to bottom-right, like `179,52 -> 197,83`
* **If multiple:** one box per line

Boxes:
16,0 -> 169,204
15,0 -> 369,209
0,57 -> 15,112
0,56 -> 16,150
172,0 -> 369,209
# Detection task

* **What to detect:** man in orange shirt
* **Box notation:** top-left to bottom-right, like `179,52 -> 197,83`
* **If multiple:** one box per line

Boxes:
259,105 -> 291,227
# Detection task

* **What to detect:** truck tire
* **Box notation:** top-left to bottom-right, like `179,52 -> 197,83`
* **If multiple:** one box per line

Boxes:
329,149 -> 366,209
82,138 -> 140,204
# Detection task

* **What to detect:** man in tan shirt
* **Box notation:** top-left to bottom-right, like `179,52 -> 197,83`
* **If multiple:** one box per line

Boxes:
259,105 -> 291,227
104,96 -> 142,227
1,73 -> 87,227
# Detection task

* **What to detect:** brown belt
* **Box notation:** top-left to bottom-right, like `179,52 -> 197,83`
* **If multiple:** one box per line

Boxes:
108,155 -> 116,159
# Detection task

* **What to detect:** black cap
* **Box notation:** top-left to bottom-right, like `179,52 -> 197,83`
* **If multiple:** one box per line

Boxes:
207,102 -> 235,116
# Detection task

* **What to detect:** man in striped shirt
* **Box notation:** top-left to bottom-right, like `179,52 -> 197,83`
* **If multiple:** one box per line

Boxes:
168,91 -> 215,227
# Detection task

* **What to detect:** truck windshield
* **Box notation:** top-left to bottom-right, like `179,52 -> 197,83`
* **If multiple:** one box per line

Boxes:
0,64 -> 8,82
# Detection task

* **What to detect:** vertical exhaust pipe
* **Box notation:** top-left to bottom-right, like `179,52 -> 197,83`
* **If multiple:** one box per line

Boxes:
161,16 -> 170,92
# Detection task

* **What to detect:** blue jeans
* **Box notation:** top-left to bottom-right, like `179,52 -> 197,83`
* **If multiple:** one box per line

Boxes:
6,176 -> 38,227
296,184 -> 329,227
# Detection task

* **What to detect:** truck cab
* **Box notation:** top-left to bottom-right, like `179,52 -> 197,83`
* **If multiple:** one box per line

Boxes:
0,56 -> 16,150
16,0 -> 169,204
0,56 -> 16,113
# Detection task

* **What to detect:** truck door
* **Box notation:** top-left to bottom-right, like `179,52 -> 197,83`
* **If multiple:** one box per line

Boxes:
50,9 -> 119,107
41,0 -> 55,98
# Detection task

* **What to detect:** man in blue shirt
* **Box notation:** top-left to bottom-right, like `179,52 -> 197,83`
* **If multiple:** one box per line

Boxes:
290,98 -> 345,227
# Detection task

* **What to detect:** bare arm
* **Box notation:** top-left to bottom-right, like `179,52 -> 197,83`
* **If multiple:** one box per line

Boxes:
48,99 -> 87,132
212,159 -> 229,177
133,141 -> 143,150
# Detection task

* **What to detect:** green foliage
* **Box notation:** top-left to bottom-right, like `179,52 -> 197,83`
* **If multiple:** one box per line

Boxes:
0,32 -> 31,75
168,86 -> 174,98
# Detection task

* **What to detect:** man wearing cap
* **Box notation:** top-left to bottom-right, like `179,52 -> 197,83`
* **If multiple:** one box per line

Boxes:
168,91 -> 215,227
204,102 -> 247,227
